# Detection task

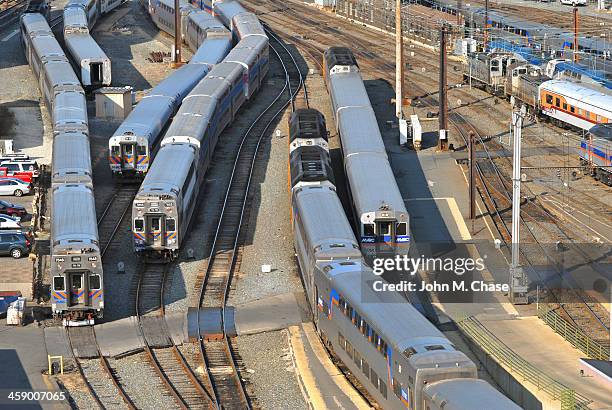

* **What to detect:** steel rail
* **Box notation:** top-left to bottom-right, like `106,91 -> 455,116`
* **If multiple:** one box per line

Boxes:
195,29 -> 306,409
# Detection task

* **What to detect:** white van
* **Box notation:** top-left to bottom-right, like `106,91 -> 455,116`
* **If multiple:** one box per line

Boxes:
560,0 -> 587,6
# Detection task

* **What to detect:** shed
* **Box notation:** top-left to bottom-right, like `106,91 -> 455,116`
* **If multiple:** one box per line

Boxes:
94,86 -> 133,119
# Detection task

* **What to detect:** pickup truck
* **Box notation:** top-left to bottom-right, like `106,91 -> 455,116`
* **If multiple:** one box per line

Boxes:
0,167 -> 33,184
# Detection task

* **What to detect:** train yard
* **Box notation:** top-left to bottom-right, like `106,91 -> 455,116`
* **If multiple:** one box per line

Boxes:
0,0 -> 610,409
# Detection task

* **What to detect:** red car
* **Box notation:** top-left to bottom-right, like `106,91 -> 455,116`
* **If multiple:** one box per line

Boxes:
0,200 -> 27,217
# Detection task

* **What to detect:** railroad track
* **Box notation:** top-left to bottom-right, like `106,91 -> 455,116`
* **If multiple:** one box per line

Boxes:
98,185 -> 138,258
134,259 -> 215,409
252,0 -> 611,343
66,326 -> 135,409
190,28 -> 305,409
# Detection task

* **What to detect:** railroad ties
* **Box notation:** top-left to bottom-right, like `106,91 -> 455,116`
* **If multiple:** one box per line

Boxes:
66,327 -> 135,409
98,185 -> 138,258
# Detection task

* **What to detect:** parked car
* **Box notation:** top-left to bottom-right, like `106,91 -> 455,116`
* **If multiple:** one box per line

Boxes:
0,200 -> 26,217
0,154 -> 29,163
0,231 -> 31,258
0,215 -> 21,230
0,179 -> 30,197
0,161 -> 39,178
560,0 -> 586,5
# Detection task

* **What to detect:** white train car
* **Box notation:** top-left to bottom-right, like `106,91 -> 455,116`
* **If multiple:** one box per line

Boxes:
538,80 -> 612,132
64,33 -> 112,87
52,133 -> 93,186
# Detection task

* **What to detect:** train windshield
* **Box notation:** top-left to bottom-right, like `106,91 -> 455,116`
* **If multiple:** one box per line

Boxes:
90,274 -> 101,290
53,276 -> 65,290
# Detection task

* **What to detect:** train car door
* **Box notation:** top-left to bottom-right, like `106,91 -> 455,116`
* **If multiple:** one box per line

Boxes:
121,142 -> 136,171
69,272 -> 86,305
376,221 -> 394,254
147,215 -> 165,248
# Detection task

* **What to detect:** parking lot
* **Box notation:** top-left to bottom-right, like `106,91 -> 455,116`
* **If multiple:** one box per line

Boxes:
0,185 -> 38,298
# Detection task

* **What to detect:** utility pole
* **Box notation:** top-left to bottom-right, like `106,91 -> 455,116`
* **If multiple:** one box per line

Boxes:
573,7 -> 579,63
438,24 -> 448,151
484,0 -> 488,51
468,131 -> 476,222
174,0 -> 181,64
510,108 -> 528,304
457,0 -> 463,26
395,0 -> 404,120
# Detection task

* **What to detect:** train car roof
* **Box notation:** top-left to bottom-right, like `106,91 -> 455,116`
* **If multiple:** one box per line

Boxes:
329,70 -> 372,110
423,379 -> 521,410
146,63 -> 209,100
63,7 -> 89,29
188,11 -> 230,35
540,80 -> 612,107
52,133 -> 92,181
191,37 -> 232,65
345,153 -> 407,216
51,184 -> 99,245
328,265 -> 456,356
21,11 -> 52,36
233,12 -> 266,39
140,144 -> 196,193
53,91 -> 87,123
32,35 -> 65,59
589,123 -> 612,141
65,34 -> 109,61
293,185 -> 359,260
213,0 -> 247,27
337,106 -> 386,156
110,95 -> 174,142
44,60 -> 82,87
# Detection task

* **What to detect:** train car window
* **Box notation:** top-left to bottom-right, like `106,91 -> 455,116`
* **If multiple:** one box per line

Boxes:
151,218 -> 161,231
546,94 -> 553,105
53,277 -> 65,291
360,319 -> 366,334
137,146 -> 146,156
382,340 -> 388,358
362,359 -> 369,377
596,115 -> 602,123
396,222 -> 407,236
379,222 -> 391,235
166,218 -> 176,232
403,347 -> 417,357
135,219 -> 144,232
555,98 -> 560,107
363,224 -> 375,236
354,350 -> 361,369
370,369 -> 379,388
563,103 -> 567,110
393,378 -> 401,397
570,106 -> 575,113
346,342 -> 353,359
90,274 -> 101,290
380,380 -> 387,399
585,111 -> 590,119
111,145 -> 119,155
338,332 -> 345,349
578,108 -> 583,116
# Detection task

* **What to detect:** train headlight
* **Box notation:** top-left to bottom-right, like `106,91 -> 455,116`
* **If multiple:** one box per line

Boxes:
99,302 -> 104,308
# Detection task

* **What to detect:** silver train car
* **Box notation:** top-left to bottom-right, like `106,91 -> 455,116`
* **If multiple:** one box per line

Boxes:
50,184 -> 103,325
52,133 -> 93,187
108,3 -> 232,177
63,0 -> 112,88
288,110 -> 520,410
422,379 -> 520,410
21,13 -> 103,324
132,1 -> 268,257
323,47 -> 409,256
463,52 -> 522,96
580,123 -> 612,186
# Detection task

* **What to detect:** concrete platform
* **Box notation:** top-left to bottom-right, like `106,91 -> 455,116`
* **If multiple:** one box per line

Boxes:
2,322 -> 69,410
288,323 -> 370,410
389,142 -> 610,407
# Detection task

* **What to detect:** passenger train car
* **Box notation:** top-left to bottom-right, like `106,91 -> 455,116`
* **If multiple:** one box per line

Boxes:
580,123 -> 612,186
464,53 -> 612,134
21,13 -> 102,324
63,0 -> 112,88
131,0 -> 268,257
288,108 -> 520,410
108,1 -> 232,177
323,47 -> 409,256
